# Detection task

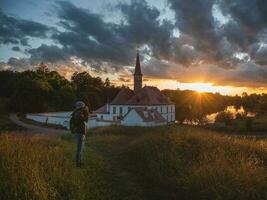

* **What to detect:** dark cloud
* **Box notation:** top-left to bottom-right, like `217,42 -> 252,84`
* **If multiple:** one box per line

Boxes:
166,0 -> 267,72
220,0 -> 267,33
118,0 -> 174,59
12,46 -> 21,51
6,57 -> 35,71
166,0 -> 245,67
249,43 -> 267,65
168,0 -> 217,51
27,44 -> 69,62
0,9 -> 53,46
52,1 -> 135,65
26,0 -> 174,69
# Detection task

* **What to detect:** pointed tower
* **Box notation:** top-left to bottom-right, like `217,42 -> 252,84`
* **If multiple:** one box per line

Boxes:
134,51 -> 143,92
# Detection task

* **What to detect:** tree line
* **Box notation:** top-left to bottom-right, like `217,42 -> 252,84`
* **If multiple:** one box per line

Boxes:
1,67 -> 266,123
0,67 -> 120,113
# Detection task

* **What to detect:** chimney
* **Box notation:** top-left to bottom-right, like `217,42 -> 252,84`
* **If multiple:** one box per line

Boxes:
106,97 -> 110,113
143,110 -> 148,118
134,51 -> 142,92
151,111 -> 155,119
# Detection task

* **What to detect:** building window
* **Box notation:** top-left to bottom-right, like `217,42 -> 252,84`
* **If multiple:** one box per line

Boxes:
167,106 -> 168,113
113,107 -> 116,114
160,106 -> 162,113
119,107 -> 123,114
100,115 -> 103,120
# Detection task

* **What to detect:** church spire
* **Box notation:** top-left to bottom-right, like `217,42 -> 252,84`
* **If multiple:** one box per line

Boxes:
134,51 -> 143,92
134,51 -> 142,75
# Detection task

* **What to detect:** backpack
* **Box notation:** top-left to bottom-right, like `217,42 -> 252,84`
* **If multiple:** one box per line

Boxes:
69,114 -> 79,134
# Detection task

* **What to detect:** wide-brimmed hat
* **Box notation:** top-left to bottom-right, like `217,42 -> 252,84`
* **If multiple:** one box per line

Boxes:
75,101 -> 85,109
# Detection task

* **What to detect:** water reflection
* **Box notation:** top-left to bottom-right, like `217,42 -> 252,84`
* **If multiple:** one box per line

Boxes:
206,106 -> 256,123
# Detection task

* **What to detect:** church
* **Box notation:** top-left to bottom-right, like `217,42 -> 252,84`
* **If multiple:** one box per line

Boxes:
93,52 -> 176,127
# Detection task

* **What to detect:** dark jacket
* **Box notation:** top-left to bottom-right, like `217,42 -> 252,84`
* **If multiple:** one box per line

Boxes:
71,107 -> 89,134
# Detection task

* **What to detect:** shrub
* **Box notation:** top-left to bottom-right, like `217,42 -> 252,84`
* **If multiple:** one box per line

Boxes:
246,118 -> 253,130
215,111 -> 234,125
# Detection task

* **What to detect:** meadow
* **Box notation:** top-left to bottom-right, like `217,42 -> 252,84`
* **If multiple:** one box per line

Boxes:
1,125 -> 267,200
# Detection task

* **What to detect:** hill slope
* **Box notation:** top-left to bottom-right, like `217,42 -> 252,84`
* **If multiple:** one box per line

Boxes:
1,126 -> 267,200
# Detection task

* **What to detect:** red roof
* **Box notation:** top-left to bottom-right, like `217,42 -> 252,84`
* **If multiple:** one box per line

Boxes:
124,107 -> 166,123
127,86 -> 172,105
110,86 -> 173,105
110,88 -> 134,104
94,104 -> 108,114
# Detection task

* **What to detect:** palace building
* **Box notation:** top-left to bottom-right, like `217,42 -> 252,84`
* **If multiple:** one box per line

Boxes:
94,52 -> 176,127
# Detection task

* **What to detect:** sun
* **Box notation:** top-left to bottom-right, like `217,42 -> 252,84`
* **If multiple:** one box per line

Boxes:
177,82 -> 235,94
183,82 -> 218,93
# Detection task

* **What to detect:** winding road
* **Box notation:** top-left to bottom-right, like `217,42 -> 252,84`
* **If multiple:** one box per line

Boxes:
9,114 -> 68,135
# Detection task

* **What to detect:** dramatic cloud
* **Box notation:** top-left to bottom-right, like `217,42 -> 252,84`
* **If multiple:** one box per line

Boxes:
27,44 -> 69,63
27,0 -> 174,68
1,0 -> 267,88
0,9 -> 53,46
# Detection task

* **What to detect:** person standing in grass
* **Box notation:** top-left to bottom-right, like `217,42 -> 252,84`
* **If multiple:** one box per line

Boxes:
70,101 -> 89,167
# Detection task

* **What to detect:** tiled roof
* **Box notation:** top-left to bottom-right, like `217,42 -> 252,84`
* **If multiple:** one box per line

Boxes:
94,104 -> 108,114
110,86 -> 173,105
126,86 -> 173,105
125,107 -> 167,123
110,88 -> 135,105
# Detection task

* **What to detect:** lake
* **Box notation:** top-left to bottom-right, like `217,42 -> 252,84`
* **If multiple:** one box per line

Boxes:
206,106 -> 256,123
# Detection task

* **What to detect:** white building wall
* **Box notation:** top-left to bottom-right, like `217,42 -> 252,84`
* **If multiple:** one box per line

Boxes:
26,112 -> 103,129
99,104 -> 176,124
121,109 -> 154,127
26,103 -> 175,129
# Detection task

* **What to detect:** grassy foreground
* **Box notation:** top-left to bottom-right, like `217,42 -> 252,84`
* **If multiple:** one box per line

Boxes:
1,126 -> 267,199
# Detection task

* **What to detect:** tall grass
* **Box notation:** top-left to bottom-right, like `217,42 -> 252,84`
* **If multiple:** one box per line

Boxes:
2,126 -> 267,199
117,126 -> 267,200
0,133 -> 130,200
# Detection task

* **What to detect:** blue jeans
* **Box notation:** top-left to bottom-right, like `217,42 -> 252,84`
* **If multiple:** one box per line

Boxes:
76,134 -> 86,166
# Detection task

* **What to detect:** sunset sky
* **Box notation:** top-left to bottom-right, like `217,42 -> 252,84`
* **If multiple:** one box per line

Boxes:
1,0 -> 267,95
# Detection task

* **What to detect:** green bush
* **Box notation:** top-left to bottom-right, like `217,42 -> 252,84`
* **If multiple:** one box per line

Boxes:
215,111 -> 234,125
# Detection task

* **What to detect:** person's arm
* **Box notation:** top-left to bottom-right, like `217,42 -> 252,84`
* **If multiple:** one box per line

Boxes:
82,106 -> 89,122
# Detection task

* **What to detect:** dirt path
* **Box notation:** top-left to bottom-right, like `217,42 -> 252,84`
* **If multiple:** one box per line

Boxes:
9,114 -> 68,135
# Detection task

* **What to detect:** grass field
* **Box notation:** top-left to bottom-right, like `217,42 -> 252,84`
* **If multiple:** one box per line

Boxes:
1,125 -> 267,199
